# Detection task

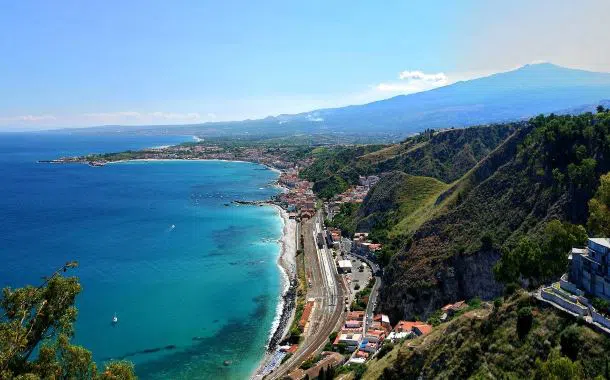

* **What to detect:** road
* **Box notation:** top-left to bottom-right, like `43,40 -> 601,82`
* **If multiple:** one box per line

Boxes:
267,212 -> 346,379
346,242 -> 382,333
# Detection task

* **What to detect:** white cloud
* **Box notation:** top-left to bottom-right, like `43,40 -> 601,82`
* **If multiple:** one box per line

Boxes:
398,70 -> 448,82
374,69 -> 450,94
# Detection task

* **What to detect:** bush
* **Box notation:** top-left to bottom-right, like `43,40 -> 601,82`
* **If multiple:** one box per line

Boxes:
504,283 -> 519,297
377,342 -> 394,359
480,233 -> 494,250
560,325 -> 582,361
493,297 -> 503,309
517,307 -> 533,338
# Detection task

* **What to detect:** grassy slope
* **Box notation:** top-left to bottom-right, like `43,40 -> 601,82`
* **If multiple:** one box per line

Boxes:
363,292 -> 610,379
355,172 -> 449,239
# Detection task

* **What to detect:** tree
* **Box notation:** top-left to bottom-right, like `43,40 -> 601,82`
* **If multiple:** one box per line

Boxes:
0,262 -> 136,379
534,349 -> 584,380
542,220 -> 588,278
517,307 -> 533,338
560,325 -> 582,361
588,172 -> 610,237
480,233 -> 494,251
597,105 -> 606,114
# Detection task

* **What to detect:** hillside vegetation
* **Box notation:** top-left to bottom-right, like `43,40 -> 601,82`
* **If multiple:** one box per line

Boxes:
364,292 -> 610,379
304,124 -> 515,199
369,124 -> 516,183
379,110 -> 610,322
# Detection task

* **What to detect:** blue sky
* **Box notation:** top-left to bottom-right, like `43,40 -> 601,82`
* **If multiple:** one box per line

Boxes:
1,0 -> 609,130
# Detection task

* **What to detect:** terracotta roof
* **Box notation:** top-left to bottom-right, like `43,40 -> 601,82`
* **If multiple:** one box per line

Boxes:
299,301 -> 315,329
393,320 -> 433,335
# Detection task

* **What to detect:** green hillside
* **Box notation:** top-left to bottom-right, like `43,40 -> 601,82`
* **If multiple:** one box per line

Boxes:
363,292 -> 610,380
303,124 -> 515,200
379,110 -> 610,322
353,172 -> 447,239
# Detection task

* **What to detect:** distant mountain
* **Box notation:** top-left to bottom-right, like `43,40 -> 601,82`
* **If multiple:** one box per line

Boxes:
53,63 -> 610,137
279,63 -> 610,134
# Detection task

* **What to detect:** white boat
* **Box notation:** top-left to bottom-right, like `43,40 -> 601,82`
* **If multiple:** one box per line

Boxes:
112,313 -> 118,324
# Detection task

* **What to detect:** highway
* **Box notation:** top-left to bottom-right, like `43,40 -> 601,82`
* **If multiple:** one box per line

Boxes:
267,212 -> 346,379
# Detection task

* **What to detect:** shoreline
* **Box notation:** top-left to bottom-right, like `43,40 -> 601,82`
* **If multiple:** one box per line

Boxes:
250,203 -> 297,379
41,155 -> 296,376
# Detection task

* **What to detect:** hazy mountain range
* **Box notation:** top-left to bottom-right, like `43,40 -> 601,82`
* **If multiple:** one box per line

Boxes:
54,63 -> 610,137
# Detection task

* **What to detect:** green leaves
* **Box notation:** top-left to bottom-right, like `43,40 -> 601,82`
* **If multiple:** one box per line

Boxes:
494,220 -> 587,284
588,172 -> 610,237
0,264 -> 137,379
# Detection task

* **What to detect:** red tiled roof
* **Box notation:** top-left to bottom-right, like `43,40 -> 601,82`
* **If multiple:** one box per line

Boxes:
413,324 -> 433,335
299,301 -> 315,329
393,320 -> 432,335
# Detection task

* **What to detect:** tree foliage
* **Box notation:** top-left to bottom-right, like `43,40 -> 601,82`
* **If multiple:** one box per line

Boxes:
588,172 -> 610,237
0,262 -> 136,379
534,349 -> 585,380
494,220 -> 587,283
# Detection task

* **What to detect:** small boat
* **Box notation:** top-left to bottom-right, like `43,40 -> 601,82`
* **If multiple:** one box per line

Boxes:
112,313 -> 118,324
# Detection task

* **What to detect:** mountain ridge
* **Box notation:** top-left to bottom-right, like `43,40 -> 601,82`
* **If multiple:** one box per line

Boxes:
47,63 -> 610,138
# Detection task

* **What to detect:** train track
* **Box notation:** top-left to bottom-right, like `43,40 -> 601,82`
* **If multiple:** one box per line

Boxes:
267,213 -> 345,379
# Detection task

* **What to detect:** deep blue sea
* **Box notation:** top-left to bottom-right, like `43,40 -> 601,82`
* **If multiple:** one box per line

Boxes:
0,133 -> 283,379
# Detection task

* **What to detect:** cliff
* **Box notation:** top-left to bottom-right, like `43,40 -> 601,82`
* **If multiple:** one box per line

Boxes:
379,111 -> 610,321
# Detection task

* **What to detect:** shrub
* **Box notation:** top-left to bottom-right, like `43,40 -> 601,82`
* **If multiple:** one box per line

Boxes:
377,342 -> 395,359
560,325 -> 582,361
517,307 -> 533,338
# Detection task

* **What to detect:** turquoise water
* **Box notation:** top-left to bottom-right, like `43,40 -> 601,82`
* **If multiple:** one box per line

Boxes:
0,133 -> 283,379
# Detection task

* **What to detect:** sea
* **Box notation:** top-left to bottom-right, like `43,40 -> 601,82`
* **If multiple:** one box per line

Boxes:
0,132 -> 284,379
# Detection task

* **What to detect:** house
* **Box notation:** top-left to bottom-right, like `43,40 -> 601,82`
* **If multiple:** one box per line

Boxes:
393,321 -> 433,336
347,311 -> 365,320
441,300 -> 467,316
332,333 -> 362,352
365,328 -> 386,343
298,300 -> 315,330
345,319 -> 363,329
373,314 -> 391,331
569,238 -> 610,300
338,260 -> 353,273
413,324 -> 433,336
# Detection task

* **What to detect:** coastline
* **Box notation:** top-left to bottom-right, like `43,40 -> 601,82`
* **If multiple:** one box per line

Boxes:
251,203 -> 297,379
41,154 -> 296,377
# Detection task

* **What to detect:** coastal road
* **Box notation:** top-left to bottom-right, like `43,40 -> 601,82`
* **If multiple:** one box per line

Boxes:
267,212 -> 346,379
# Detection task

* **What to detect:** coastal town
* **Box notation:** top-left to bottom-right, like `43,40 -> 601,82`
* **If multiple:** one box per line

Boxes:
49,141 -> 446,378
42,138 -> 610,380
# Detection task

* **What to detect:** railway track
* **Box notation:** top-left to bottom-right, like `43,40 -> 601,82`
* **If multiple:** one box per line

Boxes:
267,212 -> 345,379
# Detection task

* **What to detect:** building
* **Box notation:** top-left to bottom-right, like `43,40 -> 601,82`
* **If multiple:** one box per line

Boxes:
373,314 -> 391,332
393,321 -> 433,336
441,300 -> 467,316
569,238 -> 610,300
333,333 -> 363,352
298,300 -> 315,330
338,260 -> 353,273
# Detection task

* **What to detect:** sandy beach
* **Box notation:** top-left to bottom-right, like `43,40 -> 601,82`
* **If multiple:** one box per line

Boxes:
251,203 -> 297,379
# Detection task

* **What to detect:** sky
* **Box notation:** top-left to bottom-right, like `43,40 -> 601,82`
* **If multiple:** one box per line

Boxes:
1,0 -> 609,131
